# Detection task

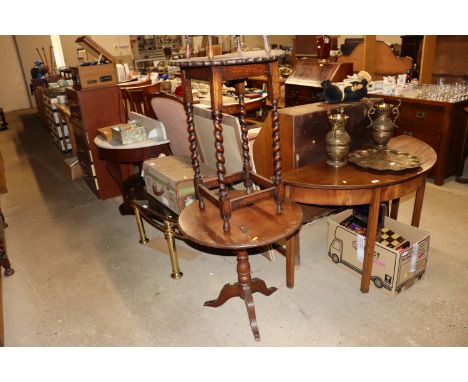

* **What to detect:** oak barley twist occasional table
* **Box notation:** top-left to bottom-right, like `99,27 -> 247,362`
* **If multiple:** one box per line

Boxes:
170,36 -> 285,233
173,37 -> 303,340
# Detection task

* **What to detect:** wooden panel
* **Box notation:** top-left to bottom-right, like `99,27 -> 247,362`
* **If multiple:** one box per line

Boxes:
419,36 -> 437,84
363,35 -> 376,78
67,86 -> 126,200
338,41 -> 412,79
432,36 -> 468,78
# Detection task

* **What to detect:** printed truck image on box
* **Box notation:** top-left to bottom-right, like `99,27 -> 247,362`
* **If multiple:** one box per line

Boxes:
327,210 -> 430,296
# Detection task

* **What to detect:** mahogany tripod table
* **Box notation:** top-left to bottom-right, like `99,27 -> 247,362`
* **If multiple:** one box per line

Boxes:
282,135 -> 437,294
94,135 -> 172,215
178,197 -> 302,341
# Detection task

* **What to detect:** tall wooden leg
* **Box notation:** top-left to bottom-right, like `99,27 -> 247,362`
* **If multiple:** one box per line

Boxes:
210,68 -> 231,232
164,220 -> 183,279
234,81 -> 253,192
361,188 -> 381,293
267,61 -> 283,214
286,231 -> 300,288
181,72 -> 204,209
390,198 -> 400,220
411,177 -> 426,227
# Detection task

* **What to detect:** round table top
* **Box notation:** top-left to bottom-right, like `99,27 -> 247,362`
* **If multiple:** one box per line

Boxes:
283,135 -> 437,190
178,198 -> 302,250
169,49 -> 283,68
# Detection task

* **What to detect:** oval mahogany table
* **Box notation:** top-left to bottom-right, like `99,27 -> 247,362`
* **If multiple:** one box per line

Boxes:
178,197 -> 302,341
94,135 -> 172,215
282,135 -> 437,294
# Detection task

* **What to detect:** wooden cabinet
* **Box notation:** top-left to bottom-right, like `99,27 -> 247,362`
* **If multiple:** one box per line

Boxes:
285,60 -> 352,107
370,94 -> 468,185
66,86 -> 126,199
253,101 -> 372,179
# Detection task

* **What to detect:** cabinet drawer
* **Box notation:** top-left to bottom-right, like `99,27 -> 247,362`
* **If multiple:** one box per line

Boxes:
395,121 -> 441,151
398,103 -> 445,129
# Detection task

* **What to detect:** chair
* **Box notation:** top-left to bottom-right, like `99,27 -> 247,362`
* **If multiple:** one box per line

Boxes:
192,106 -> 261,174
147,92 -> 192,157
120,82 -> 161,119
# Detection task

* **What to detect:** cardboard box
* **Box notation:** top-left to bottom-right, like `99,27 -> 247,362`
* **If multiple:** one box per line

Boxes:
327,209 -> 430,296
143,156 -> 216,214
64,156 -> 84,180
70,36 -> 117,90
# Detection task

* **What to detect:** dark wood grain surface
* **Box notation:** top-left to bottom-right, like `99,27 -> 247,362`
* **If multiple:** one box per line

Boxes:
178,197 -> 302,250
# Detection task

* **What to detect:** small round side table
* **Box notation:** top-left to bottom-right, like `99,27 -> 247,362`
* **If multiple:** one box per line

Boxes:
178,197 -> 302,341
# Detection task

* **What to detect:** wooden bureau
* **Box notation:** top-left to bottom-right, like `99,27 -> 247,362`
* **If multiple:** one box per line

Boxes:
66,85 -> 126,199
285,60 -> 353,107
369,94 -> 468,185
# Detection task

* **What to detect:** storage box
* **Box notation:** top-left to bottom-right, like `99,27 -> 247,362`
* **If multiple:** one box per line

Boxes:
64,156 -> 84,180
327,209 -> 430,296
111,123 -> 147,145
70,36 -> 117,90
143,156 -> 216,214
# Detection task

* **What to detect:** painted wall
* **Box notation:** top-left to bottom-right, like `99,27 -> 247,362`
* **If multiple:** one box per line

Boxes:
0,36 -> 31,112
14,35 -> 52,108
59,35 -> 133,67
243,35 -> 294,49
60,35 -> 81,67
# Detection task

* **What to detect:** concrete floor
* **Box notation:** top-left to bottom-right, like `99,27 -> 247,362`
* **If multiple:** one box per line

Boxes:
1,108 -> 468,347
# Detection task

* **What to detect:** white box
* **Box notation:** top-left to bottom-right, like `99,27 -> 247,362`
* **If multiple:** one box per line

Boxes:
327,209 -> 430,296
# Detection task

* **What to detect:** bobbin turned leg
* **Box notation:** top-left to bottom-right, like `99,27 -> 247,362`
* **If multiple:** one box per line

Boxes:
204,249 -> 277,341
266,61 -> 283,214
210,67 -> 231,232
234,81 -> 253,193
181,72 -> 205,209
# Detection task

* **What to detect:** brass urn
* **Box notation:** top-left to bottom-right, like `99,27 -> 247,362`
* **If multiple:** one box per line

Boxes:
367,99 -> 401,149
325,110 -> 350,167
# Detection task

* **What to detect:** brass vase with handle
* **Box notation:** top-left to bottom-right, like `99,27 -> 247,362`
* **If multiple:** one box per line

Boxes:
325,109 -> 350,167
367,99 -> 401,149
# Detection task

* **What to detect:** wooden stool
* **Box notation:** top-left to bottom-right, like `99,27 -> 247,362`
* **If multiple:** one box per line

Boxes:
178,197 -> 302,341
171,36 -> 284,233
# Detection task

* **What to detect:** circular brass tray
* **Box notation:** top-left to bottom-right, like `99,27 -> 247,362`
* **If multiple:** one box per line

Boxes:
348,148 -> 421,172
